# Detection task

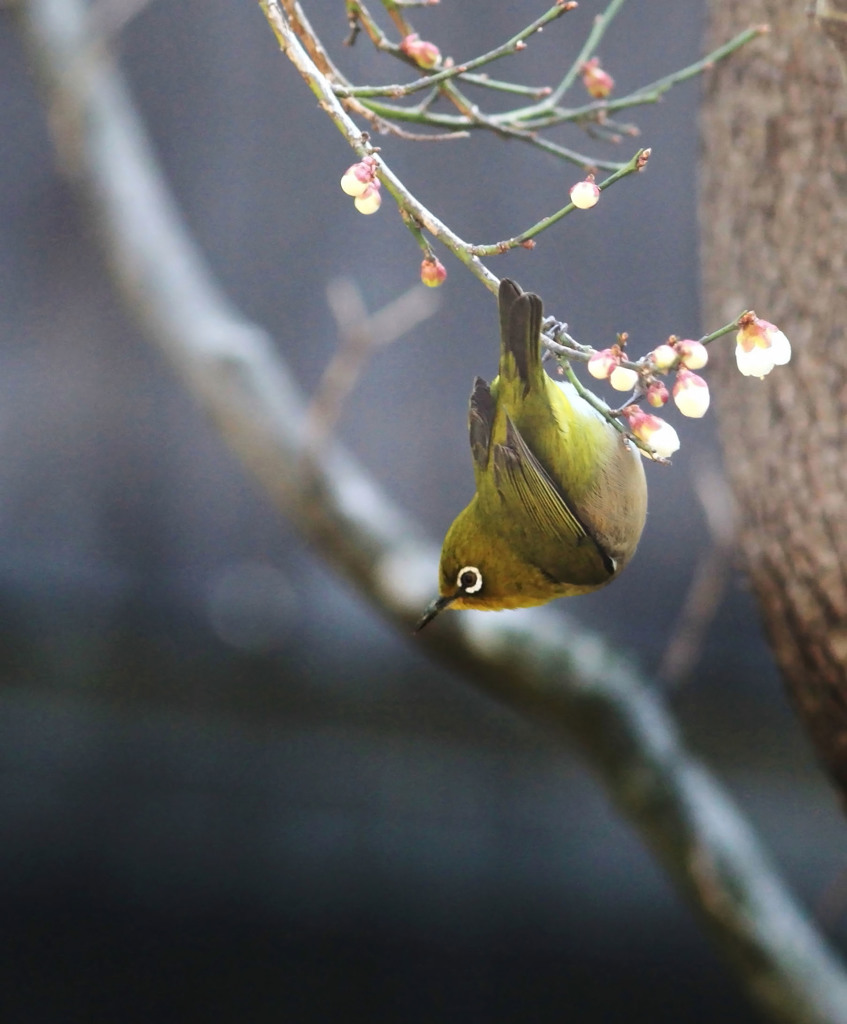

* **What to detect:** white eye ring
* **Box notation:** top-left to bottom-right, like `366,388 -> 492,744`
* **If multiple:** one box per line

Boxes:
456,566 -> 483,595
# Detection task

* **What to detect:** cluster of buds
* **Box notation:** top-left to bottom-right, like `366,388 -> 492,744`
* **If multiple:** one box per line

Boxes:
340,156 -> 382,215
583,315 -> 791,459
587,343 -> 637,392
581,58 -> 615,99
646,336 -> 711,418
735,315 -> 792,378
399,33 -> 441,69
607,335 -> 710,457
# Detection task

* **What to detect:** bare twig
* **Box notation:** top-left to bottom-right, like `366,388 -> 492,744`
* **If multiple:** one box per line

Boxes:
260,0 -> 499,290
507,26 -> 768,131
305,280 -> 439,456
467,148 -> 650,255
280,0 -> 343,81
658,467 -> 737,686
338,2 -> 575,99
17,1 -> 847,1020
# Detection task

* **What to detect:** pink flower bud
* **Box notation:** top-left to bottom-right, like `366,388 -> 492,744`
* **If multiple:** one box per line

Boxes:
609,365 -> 639,392
650,343 -> 678,372
354,182 -> 382,215
646,381 -> 669,407
420,258 -> 447,287
340,157 -> 377,197
625,407 -> 681,459
569,177 -> 600,210
676,339 -> 709,370
735,317 -> 792,378
672,368 -> 710,418
581,58 -> 614,99
400,33 -> 441,69
587,348 -> 617,380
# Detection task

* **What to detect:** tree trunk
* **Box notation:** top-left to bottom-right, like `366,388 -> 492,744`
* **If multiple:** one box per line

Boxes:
700,1 -> 847,794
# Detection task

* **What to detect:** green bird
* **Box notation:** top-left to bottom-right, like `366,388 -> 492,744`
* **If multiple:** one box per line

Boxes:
417,279 -> 648,629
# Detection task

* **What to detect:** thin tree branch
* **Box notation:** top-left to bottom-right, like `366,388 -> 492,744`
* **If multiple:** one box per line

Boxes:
16,0 -> 847,1021
305,279 -> 440,457
658,467 -> 736,686
260,0 -> 498,290
505,26 -> 767,131
338,1 -> 575,98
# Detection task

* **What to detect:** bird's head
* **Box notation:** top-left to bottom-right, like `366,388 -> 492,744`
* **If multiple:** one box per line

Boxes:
415,506 -> 553,629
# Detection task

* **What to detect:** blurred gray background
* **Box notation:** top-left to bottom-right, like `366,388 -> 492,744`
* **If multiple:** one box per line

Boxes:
3,0 -> 846,1021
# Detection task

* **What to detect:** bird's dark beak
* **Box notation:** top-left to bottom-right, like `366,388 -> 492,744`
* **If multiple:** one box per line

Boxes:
415,594 -> 455,632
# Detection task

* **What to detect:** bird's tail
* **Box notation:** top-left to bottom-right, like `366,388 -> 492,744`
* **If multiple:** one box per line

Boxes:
498,279 -> 543,396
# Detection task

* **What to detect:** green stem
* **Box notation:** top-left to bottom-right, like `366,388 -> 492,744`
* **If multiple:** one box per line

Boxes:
498,22 -> 761,131
339,2 -> 572,98
627,25 -> 765,103
347,1 -> 405,54
499,0 -> 629,124
490,124 -> 626,172
701,316 -> 747,346
469,148 -> 647,256
459,73 -> 553,98
559,360 -> 649,448
553,0 -> 629,105
356,99 -> 472,128
401,209 -> 435,258
375,0 -> 413,38
358,97 -> 626,171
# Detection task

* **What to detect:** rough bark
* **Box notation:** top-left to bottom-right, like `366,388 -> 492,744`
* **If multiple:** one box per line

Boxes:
701,2 -> 847,794
816,0 -> 847,78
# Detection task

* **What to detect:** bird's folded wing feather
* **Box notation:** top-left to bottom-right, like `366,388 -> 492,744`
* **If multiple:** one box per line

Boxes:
493,417 -> 615,584
468,376 -> 495,470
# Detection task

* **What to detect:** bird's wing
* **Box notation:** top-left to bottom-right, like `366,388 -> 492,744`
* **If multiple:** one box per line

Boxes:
492,417 -> 615,585
468,376 -> 495,471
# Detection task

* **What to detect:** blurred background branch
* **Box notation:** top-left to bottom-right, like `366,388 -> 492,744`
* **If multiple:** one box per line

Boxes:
305,279 -> 440,457
14,0 -> 847,1020
657,466 -> 736,686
